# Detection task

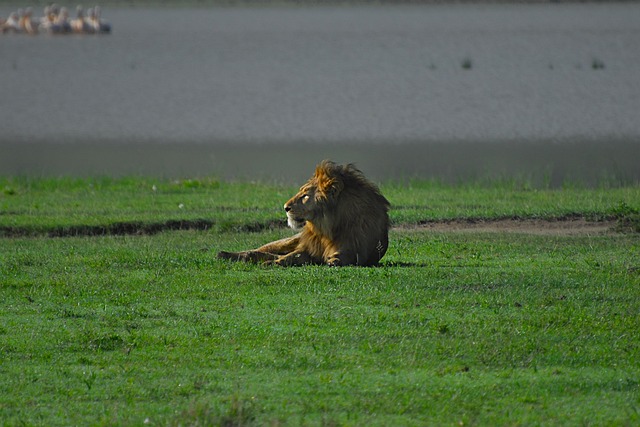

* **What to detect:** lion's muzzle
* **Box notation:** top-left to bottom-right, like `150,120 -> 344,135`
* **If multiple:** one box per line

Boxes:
287,213 -> 305,231
284,203 -> 305,230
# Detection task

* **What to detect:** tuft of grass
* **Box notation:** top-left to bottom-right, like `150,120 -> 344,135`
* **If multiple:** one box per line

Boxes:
610,201 -> 640,232
168,395 -> 257,427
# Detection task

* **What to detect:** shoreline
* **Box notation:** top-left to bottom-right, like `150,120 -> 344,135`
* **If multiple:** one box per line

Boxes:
2,138 -> 638,186
1,1 -> 631,6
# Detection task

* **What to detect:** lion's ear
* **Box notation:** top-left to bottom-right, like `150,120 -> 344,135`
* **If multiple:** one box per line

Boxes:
315,174 -> 343,199
327,178 -> 343,198
315,160 -> 343,199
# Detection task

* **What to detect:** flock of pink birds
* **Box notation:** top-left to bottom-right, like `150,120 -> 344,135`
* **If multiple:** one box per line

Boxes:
1,4 -> 111,34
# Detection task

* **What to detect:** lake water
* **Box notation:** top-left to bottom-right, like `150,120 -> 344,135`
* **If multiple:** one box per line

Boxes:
1,4 -> 639,184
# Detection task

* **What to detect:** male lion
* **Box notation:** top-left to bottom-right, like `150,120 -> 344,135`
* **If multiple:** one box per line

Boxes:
217,160 -> 390,266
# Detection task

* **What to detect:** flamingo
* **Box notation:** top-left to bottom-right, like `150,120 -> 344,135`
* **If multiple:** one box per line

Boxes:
71,5 -> 90,33
1,11 -> 21,33
94,6 -> 111,33
39,6 -> 59,33
20,7 -> 38,34
55,7 -> 72,33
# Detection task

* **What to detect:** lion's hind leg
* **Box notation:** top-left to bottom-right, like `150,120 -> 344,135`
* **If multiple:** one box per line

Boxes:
217,234 -> 302,264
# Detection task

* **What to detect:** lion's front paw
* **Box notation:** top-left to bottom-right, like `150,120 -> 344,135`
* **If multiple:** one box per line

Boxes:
273,255 -> 292,267
219,250 -> 282,264
274,252 -> 313,266
327,257 -> 342,267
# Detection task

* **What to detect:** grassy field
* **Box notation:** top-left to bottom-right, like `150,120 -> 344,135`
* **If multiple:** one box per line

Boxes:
1,177 -> 639,426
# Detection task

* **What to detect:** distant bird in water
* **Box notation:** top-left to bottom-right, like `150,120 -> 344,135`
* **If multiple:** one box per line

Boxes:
0,11 -> 21,33
92,6 -> 111,33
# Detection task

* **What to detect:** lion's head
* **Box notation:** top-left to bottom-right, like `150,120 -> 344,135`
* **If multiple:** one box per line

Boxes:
284,161 -> 344,231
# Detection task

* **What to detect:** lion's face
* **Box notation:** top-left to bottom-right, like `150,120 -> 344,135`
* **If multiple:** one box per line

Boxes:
284,183 -> 321,231
284,170 -> 343,231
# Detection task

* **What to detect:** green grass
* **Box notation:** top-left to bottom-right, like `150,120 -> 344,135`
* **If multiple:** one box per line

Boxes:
1,177 -> 639,425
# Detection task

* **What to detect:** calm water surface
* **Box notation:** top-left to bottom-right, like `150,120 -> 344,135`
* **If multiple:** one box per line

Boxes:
1,4 -> 639,182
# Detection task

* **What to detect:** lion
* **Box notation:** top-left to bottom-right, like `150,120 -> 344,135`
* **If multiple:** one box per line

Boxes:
217,160 -> 390,266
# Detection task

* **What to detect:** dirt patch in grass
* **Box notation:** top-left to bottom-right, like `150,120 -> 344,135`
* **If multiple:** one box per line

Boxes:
405,218 -> 619,236
1,217 -> 624,238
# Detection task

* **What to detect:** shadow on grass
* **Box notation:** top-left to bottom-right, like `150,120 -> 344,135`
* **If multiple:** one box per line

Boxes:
380,261 -> 431,268
0,219 -> 286,238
